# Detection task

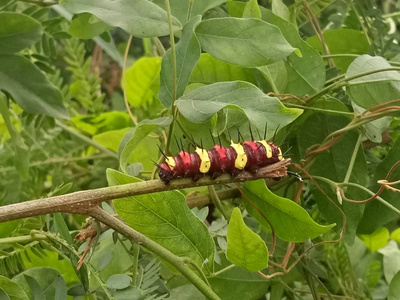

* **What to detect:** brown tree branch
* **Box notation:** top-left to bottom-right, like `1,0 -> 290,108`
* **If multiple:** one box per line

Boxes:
0,160 -> 290,223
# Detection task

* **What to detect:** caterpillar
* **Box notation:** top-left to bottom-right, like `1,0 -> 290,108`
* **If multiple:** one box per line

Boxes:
158,135 -> 285,185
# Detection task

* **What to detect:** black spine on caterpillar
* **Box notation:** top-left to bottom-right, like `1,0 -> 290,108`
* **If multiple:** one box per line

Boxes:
158,139 -> 284,185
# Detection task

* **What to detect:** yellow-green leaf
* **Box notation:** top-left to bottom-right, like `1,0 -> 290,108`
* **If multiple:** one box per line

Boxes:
360,227 -> 390,251
226,207 -> 268,272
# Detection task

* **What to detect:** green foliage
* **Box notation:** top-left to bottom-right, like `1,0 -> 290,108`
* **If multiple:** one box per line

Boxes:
1,0 -> 400,299
226,207 -> 268,271
244,180 -> 335,242
107,169 -> 215,275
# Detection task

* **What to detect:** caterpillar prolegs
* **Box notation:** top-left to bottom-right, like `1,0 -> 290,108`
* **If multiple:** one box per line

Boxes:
158,138 -> 285,185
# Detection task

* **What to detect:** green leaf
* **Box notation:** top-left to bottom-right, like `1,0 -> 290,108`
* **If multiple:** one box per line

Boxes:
107,169 -> 215,274
190,53 -> 256,85
0,276 -> 28,300
260,8 -> 325,95
346,55 -> 400,109
0,54 -> 68,119
60,0 -> 182,38
243,0 -> 261,19
118,117 -> 172,173
53,213 -> 73,244
208,253 -> 270,299
360,227 -> 390,252
352,102 -> 391,143
0,12 -> 43,54
358,138 -> 400,233
68,13 -> 113,39
23,275 -> 45,300
227,2 -> 325,95
307,29 -> 369,72
195,17 -> 296,68
153,0 -> 226,25
13,267 -> 67,300
244,180 -> 335,242
175,81 -> 302,136
159,15 -> 201,108
106,274 -> 131,290
389,271 -> 400,300
226,207 -> 268,272
124,57 -> 162,108
296,100 -> 367,244
378,241 -> 400,284
391,228 -> 400,244
271,0 -> 290,22
93,128 -> 131,152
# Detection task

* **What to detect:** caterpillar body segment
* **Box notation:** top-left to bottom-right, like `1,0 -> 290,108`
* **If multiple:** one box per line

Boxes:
158,140 -> 284,185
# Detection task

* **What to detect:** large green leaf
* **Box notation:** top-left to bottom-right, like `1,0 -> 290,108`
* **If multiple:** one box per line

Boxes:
107,169 -> 215,274
190,53 -> 256,85
60,0 -> 182,38
175,81 -> 302,136
124,57 -> 162,108
296,103 -> 367,244
227,2 -> 325,95
0,54 -> 68,119
13,268 -> 67,300
118,117 -> 172,173
68,13 -> 112,39
226,207 -> 268,271
389,271 -> 400,300
244,180 -> 335,242
260,8 -> 325,96
346,55 -> 400,109
153,0 -> 226,25
0,276 -> 28,300
358,138 -> 400,233
0,12 -> 43,54
307,29 -> 369,72
159,16 -> 201,108
195,17 -> 297,68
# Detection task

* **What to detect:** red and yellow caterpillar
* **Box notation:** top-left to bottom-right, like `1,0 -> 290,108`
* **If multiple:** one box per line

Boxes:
158,139 -> 284,184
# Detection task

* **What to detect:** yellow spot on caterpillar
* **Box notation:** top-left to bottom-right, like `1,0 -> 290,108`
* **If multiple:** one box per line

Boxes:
230,141 -> 247,169
195,147 -> 211,173
258,140 -> 272,158
278,147 -> 283,161
166,157 -> 176,170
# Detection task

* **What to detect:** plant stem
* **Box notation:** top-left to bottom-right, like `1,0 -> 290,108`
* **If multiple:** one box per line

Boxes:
56,120 -> 118,159
131,243 -> 140,286
0,154 -> 113,174
212,264 -> 236,276
343,132 -> 363,184
122,35 -> 138,125
286,103 -> 354,116
164,0 -> 178,155
0,233 -> 47,244
307,67 -> 400,103
208,186 -> 229,220
187,0 -> 194,22
89,206 -> 220,300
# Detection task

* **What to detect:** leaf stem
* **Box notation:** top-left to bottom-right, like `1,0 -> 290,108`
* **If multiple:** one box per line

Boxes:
164,0 -> 178,155
131,243 -> 140,286
342,131 -> 363,184
307,67 -> 400,103
122,35 -> 138,125
208,186 -> 230,220
211,264 -> 236,276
